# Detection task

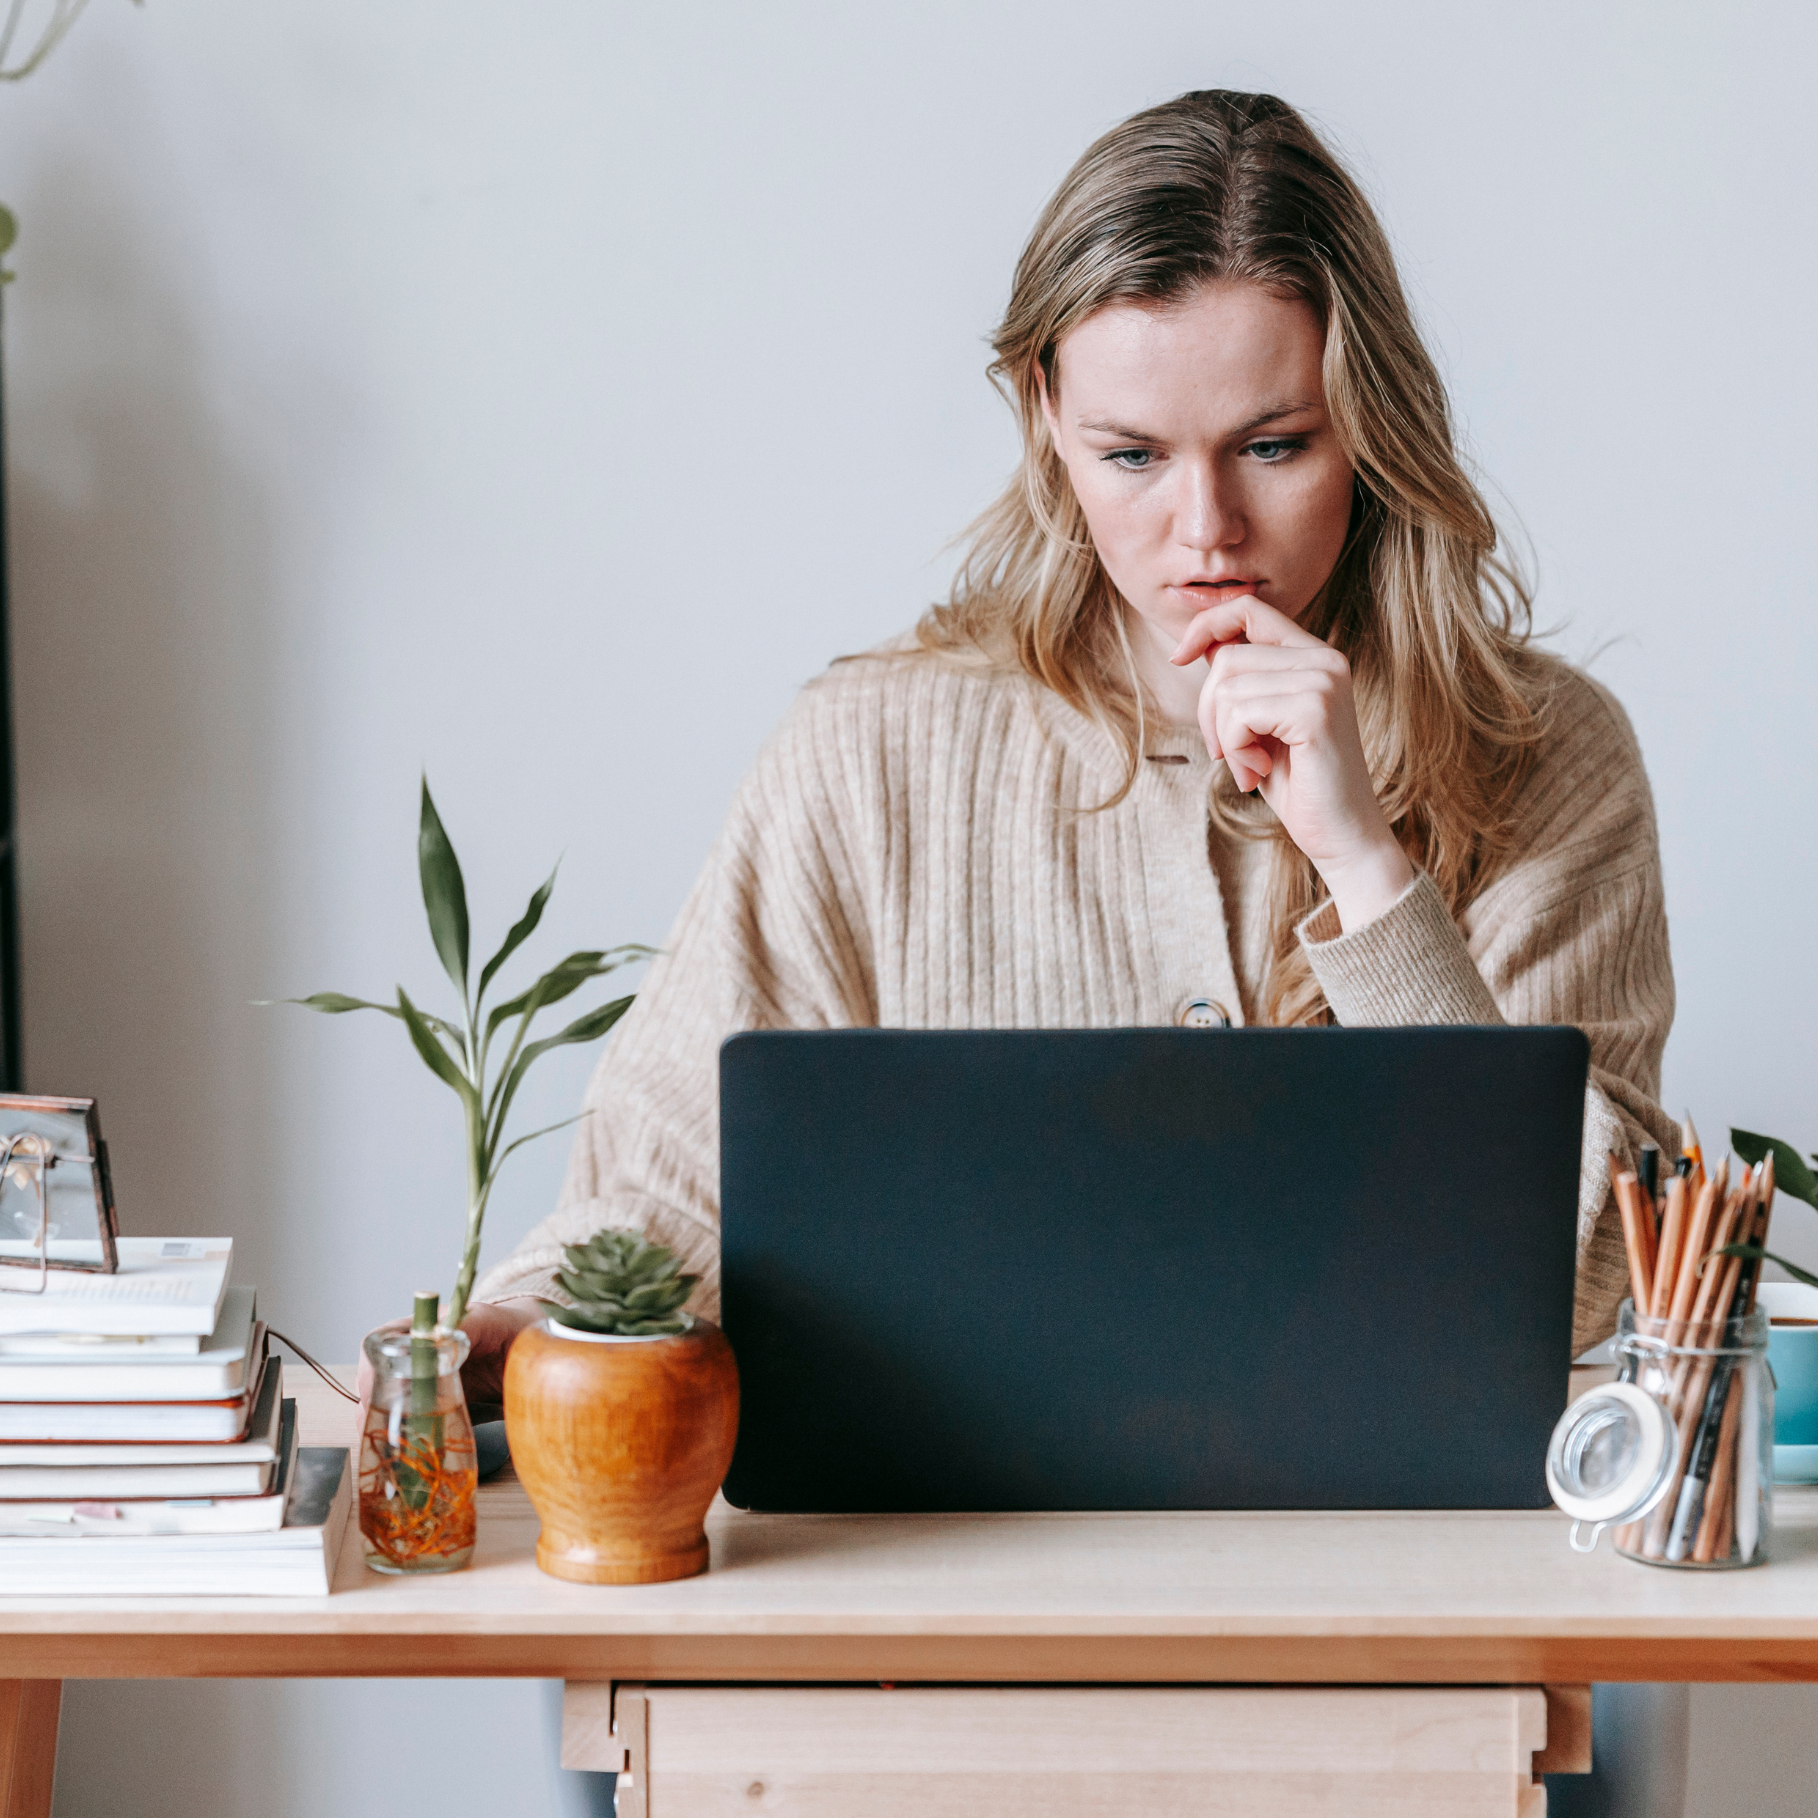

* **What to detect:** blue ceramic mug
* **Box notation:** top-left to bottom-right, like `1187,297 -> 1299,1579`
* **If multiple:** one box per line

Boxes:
1758,1281 -> 1818,1482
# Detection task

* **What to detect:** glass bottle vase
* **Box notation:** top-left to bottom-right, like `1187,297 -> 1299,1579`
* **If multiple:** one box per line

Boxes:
358,1325 -> 478,1574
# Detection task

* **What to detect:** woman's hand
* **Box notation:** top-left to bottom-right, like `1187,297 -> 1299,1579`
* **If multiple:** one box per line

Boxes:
354,1296 -> 546,1412
453,1298 -> 546,1407
1172,594 -> 1414,931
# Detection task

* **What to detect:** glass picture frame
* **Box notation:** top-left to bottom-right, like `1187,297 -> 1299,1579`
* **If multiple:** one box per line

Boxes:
0,1095 -> 119,1289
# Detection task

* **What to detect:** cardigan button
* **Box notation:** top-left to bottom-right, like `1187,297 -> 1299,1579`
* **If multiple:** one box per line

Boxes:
1177,997 -> 1231,1029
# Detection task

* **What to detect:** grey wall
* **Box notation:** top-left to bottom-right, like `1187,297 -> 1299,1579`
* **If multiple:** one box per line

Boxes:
0,2 -> 1811,1813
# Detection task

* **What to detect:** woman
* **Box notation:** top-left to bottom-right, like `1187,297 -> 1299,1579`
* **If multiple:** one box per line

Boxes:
464,88 -> 1678,1399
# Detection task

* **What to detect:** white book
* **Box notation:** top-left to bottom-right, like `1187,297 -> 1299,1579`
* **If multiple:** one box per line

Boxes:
0,1445 -> 351,1596
0,1402 -> 298,1535
0,1361 -> 283,1496
0,1332 -> 202,1358
0,1354 -> 272,1443
0,1239 -> 232,1337
0,1289 -> 260,1402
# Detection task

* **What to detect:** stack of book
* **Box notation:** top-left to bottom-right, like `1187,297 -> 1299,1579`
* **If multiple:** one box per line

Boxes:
0,1240 -> 351,1593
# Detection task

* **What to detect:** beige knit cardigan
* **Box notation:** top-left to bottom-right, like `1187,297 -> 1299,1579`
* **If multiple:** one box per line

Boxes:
475,647 -> 1678,1354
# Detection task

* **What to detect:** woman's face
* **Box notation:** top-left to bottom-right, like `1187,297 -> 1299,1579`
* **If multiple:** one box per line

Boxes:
1040,281 -> 1356,661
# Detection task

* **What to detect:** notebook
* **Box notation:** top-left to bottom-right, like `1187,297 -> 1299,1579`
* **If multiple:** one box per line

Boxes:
0,1353 -> 274,1443
0,1239 -> 232,1337
0,1400 -> 298,1534
0,1288 -> 260,1400
0,1359 -> 284,1497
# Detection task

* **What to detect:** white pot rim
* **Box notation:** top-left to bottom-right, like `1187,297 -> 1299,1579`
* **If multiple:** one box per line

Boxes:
539,1312 -> 695,1345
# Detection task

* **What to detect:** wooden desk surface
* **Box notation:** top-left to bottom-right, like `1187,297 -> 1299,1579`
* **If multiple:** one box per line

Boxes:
0,1366 -> 1814,1684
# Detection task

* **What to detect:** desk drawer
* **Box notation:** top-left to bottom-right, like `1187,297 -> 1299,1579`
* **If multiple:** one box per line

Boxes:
565,1682 -> 1584,1816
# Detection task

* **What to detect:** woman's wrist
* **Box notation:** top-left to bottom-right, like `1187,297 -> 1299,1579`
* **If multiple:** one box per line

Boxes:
1318,842 -> 1416,935
479,1295 -> 547,1332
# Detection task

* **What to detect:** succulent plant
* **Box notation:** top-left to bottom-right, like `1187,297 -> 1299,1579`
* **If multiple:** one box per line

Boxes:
548,1229 -> 697,1337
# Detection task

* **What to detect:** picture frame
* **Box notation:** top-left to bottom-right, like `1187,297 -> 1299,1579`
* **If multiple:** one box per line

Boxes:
0,1095 -> 119,1284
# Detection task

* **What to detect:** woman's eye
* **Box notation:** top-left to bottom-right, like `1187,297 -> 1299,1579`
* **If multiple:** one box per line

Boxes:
1102,448 -> 1156,470
1244,437 -> 1307,464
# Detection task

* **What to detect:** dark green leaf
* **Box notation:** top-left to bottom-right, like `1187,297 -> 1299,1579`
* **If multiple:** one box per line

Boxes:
492,995 -> 633,1138
418,777 -> 470,996
396,986 -> 474,1101
1717,1244 -> 1818,1290
484,946 -> 653,1041
476,865 -> 558,1009
1731,1129 -> 1818,1210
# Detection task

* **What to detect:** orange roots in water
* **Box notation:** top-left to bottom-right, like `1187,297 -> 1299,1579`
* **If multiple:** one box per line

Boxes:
358,1430 -> 478,1567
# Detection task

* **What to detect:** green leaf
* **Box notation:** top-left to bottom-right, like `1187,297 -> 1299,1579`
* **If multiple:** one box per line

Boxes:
485,946 -> 653,1042
418,777 -> 470,997
1717,1244 -> 1818,1290
0,208 -> 17,259
277,992 -> 465,1047
476,865 -> 558,1008
396,986 -> 474,1102
486,1111 -> 589,1188
1731,1129 -> 1818,1210
494,993 -> 632,1122
488,995 -> 633,1153
285,991 -> 390,1015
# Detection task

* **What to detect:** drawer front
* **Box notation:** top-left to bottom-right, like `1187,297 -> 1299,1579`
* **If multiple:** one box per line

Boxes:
566,1682 -> 1578,1816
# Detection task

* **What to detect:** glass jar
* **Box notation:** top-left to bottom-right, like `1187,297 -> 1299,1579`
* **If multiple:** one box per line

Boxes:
1548,1299 -> 1772,1568
358,1326 -> 478,1575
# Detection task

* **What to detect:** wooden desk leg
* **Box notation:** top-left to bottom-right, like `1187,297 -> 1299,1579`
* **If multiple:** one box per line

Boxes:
1536,1685 -> 1593,1777
0,1682 -> 59,1818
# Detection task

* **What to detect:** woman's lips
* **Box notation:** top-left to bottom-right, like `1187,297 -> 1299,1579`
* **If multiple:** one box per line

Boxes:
1172,578 -> 1263,601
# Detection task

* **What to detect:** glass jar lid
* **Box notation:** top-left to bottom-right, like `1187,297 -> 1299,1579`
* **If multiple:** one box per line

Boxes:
1546,1382 -> 1678,1548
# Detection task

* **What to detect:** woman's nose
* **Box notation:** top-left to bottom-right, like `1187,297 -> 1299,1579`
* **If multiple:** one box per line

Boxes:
1173,460 -> 1243,556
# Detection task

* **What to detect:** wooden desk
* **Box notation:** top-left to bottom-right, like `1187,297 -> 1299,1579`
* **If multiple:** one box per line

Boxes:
1,1366 -> 1815,1814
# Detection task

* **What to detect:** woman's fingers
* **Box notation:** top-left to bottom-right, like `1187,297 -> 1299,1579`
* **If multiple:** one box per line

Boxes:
1199,664 -> 1341,756
1169,593 -> 1325,666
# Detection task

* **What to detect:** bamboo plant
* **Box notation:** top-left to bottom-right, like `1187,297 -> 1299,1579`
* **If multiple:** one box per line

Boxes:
288,780 -> 650,1331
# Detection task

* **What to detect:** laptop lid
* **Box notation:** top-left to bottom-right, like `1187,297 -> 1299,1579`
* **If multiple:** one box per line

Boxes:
720,1026 -> 1587,1513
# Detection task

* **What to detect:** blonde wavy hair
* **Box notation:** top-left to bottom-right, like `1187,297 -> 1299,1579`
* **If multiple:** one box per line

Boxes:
913,88 -> 1544,1025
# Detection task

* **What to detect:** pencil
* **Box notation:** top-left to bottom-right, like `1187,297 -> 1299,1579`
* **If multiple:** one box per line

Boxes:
1691,1371 -> 1745,1563
1613,1168 -> 1653,1313
1669,1359 -> 1737,1559
1650,1173 -> 1690,1321
1682,1113 -> 1704,1174
1639,1142 -> 1661,1214
1745,1152 -> 1777,1314
1665,1163 -> 1726,1331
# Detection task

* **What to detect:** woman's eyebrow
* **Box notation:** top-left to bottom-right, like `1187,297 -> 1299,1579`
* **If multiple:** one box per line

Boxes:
1231,399 -> 1321,434
1076,399 -> 1322,440
1076,417 -> 1159,440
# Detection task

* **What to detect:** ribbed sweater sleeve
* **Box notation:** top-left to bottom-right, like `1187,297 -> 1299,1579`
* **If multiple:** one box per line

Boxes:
1296,670 -> 1679,1351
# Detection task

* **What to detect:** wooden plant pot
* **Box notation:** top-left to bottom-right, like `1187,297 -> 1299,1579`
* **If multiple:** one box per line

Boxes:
504,1316 -> 739,1585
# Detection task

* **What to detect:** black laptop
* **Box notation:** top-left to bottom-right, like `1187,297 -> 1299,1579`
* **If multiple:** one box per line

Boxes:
719,1026 -> 1587,1513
